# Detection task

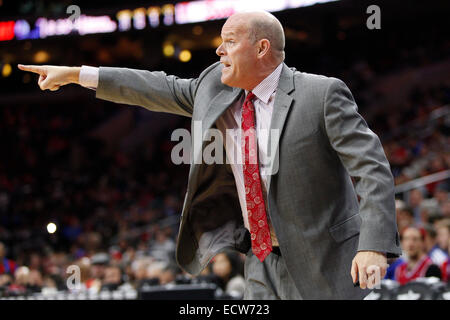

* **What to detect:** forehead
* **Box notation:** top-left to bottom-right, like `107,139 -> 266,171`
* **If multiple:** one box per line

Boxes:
403,229 -> 421,238
221,15 -> 250,36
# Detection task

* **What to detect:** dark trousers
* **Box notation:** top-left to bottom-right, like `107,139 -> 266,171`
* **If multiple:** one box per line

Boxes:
243,248 -> 303,300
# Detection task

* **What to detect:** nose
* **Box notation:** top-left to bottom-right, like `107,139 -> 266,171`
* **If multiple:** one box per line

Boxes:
216,42 -> 225,57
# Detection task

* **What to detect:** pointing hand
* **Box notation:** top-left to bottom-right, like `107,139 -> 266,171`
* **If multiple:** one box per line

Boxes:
18,64 -> 81,91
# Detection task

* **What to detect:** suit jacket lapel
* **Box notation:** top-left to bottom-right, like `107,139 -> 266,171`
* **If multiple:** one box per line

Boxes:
202,86 -> 243,139
266,63 -> 295,191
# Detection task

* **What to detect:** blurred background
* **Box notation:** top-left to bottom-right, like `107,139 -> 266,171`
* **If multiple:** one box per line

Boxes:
0,0 -> 449,300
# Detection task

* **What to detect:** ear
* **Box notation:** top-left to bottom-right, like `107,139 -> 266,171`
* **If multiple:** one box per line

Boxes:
257,39 -> 270,58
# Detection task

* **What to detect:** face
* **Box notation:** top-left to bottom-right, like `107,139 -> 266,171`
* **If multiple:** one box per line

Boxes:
216,16 -> 258,89
397,209 -> 414,231
212,253 -> 232,279
441,201 -> 450,217
159,270 -> 175,285
91,264 -> 105,279
436,226 -> 449,250
104,267 -> 121,284
402,228 -> 424,259
409,189 -> 423,207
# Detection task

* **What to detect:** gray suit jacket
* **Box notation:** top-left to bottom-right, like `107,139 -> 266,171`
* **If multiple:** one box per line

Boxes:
95,62 -> 402,299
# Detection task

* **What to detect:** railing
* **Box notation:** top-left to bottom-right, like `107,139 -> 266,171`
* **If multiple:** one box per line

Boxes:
395,170 -> 450,195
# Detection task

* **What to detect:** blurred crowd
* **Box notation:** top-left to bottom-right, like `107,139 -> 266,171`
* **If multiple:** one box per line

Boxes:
0,100 -> 245,298
379,81 -> 450,284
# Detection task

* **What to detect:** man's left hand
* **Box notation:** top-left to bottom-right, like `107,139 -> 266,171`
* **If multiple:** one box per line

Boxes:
351,251 -> 388,289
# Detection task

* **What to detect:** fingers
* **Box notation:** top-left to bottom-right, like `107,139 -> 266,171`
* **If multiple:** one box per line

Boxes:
19,64 -> 67,91
358,264 -> 368,289
38,74 -> 52,90
38,74 -> 45,88
351,259 -> 358,284
366,265 -> 381,289
380,263 -> 387,279
37,74 -> 59,91
18,64 -> 46,75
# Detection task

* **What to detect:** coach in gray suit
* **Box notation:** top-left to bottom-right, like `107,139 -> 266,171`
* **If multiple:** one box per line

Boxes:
19,11 -> 401,299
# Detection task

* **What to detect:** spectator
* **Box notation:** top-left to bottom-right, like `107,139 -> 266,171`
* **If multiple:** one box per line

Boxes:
396,207 -> 415,234
423,223 -> 449,266
408,189 -> 427,225
441,200 -> 450,219
0,274 -> 13,296
159,263 -> 180,285
148,228 -> 175,263
435,219 -> 450,260
100,266 -> 123,291
440,235 -> 450,282
74,257 -> 92,290
0,242 -> 16,275
27,269 -> 43,293
392,227 -> 441,285
145,260 -> 166,285
211,250 -> 245,298
86,252 -> 109,292
384,257 -> 404,280
8,266 -> 30,296
433,182 -> 449,207
131,257 -> 157,288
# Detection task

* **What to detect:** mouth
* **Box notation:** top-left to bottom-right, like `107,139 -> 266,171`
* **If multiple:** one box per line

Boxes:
221,61 -> 231,69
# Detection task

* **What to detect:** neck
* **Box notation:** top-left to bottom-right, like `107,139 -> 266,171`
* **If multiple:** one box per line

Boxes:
407,252 -> 424,266
245,60 -> 281,91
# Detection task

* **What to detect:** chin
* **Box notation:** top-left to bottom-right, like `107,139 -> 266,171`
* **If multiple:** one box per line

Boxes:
220,75 -> 232,87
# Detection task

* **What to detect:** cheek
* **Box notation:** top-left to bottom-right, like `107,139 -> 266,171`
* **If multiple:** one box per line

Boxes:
230,50 -> 249,69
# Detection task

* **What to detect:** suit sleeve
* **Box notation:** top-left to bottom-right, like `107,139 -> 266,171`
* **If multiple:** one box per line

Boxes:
95,63 -> 219,117
323,78 -> 402,258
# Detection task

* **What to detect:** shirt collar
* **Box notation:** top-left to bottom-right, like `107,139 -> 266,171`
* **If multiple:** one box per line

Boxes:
245,63 -> 283,104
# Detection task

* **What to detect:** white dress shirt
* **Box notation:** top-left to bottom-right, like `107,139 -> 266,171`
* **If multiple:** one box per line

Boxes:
79,63 -> 283,245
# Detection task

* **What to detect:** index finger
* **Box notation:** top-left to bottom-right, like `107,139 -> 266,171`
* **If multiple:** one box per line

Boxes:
17,64 -> 46,75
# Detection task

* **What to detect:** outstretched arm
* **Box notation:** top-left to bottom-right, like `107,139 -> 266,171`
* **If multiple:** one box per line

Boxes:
17,63 -> 222,117
95,66 -> 197,117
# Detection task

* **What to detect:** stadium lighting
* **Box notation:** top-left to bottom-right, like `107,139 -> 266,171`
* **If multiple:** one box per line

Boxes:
163,43 -> 175,57
212,36 -> 222,48
192,25 -> 203,35
33,50 -> 50,63
0,0 -> 339,42
2,63 -> 12,77
179,50 -> 191,62
47,222 -> 57,234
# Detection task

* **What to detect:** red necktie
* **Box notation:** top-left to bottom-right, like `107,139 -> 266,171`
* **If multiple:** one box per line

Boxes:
241,91 -> 272,262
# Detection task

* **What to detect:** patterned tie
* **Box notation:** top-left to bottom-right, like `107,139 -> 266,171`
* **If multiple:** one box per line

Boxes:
241,91 -> 272,262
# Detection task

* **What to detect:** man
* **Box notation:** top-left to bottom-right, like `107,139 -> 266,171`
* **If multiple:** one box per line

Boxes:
435,219 -> 450,257
396,206 -> 415,234
424,222 -> 448,266
18,11 -> 401,299
440,232 -> 450,282
391,227 -> 441,285
408,189 -> 426,226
